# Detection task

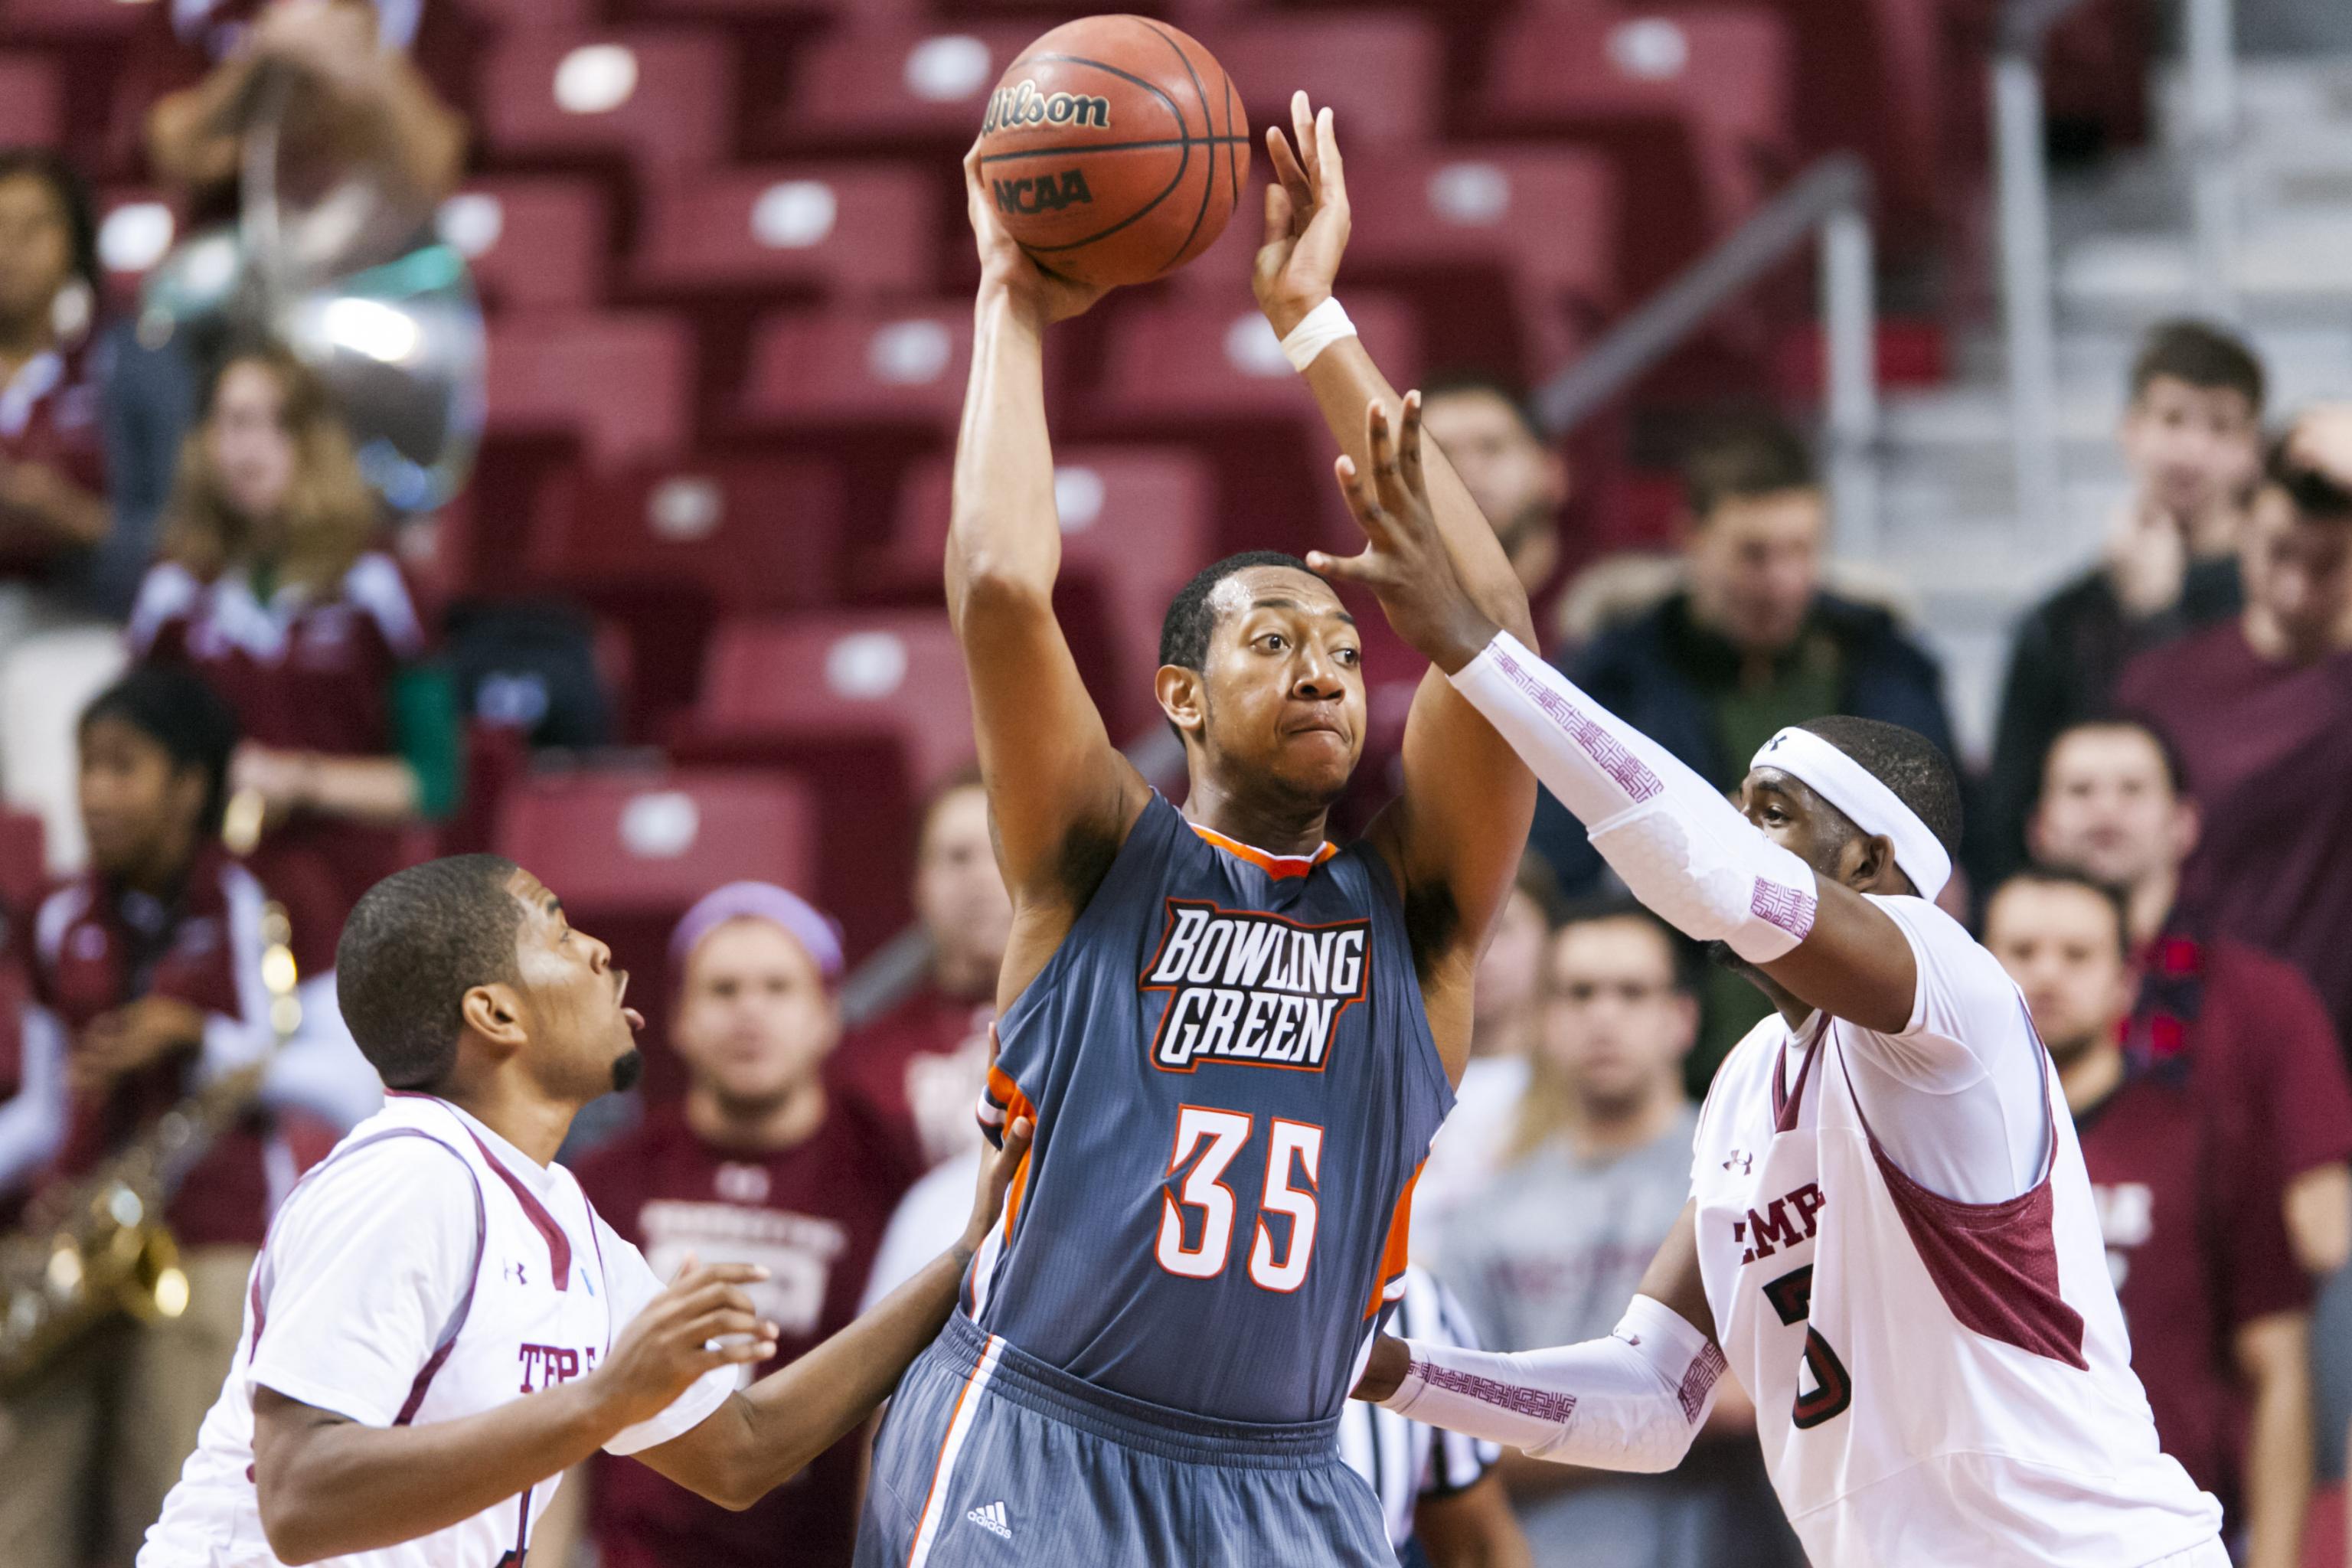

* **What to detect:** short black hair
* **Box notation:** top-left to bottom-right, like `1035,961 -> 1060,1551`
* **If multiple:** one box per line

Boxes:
1796,715 -> 1964,877
1681,414 -> 1818,521
79,667 -> 241,834
1552,894 -> 1697,995
2129,319 -> 2265,414
0,147 -> 99,292
1422,367 -> 1546,444
335,855 -> 524,1091
1990,864 -> 2132,960
1158,550 -> 1325,672
2267,429 -> 2352,523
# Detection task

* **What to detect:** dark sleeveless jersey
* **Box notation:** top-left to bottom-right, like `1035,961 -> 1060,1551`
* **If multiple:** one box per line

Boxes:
970,794 -> 1454,1424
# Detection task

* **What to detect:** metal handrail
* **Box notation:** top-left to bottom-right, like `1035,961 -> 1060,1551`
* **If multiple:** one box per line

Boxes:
1531,153 -> 1881,557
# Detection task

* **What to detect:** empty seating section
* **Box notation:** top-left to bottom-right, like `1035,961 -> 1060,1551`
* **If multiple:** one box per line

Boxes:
0,0 -> 2149,953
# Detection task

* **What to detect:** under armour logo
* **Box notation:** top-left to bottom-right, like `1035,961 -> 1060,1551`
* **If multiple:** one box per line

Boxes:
1723,1150 -> 1753,1174
504,1261 -> 528,1286
1764,734 -> 1788,752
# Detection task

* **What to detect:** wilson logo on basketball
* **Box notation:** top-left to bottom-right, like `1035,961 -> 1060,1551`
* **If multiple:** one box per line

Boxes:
981,79 -> 1112,135
993,168 -> 1095,217
1141,900 -> 1370,1073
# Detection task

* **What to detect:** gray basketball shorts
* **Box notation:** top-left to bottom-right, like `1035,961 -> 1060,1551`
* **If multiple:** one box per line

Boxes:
856,1312 -> 1393,1567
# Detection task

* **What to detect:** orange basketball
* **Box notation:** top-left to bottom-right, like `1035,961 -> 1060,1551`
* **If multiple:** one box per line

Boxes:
975,15 -> 1252,289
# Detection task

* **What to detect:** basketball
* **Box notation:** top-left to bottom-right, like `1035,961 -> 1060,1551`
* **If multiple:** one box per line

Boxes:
975,15 -> 1252,288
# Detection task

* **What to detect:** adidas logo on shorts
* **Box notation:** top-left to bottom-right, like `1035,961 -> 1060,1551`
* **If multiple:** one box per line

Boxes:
967,1500 -> 1013,1540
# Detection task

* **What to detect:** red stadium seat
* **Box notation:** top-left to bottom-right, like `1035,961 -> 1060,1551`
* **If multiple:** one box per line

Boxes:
486,312 -> 695,469
764,21 -> 1039,155
691,611 -> 975,794
1095,291 -> 1421,426
526,454 -> 849,612
478,28 -> 735,175
633,163 -> 938,299
0,54 -> 62,147
1192,14 -> 1443,149
874,448 -> 1217,736
737,303 -> 978,432
439,178 -> 612,313
1174,144 -> 1619,383
1480,7 -> 1797,289
493,764 -> 820,1099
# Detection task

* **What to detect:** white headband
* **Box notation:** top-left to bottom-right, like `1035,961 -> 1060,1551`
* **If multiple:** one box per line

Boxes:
1750,727 -> 1952,901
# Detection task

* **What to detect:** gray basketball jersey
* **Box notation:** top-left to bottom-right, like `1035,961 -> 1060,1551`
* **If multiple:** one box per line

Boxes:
971,794 -> 1454,1424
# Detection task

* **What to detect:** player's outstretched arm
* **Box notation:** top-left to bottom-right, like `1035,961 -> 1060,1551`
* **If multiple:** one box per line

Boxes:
1258,93 -> 1535,1073
1310,437 -> 1922,1031
1350,1202 -> 1723,1473
251,1260 -> 777,1563
631,1118 -> 1035,1509
948,141 -> 1148,992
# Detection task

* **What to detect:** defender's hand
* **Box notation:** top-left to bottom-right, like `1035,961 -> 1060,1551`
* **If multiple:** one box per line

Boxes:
962,1114 -> 1035,1255
1310,393 -> 1499,674
591,1258 -> 777,1431
1253,91 -> 1352,338
1352,1334 -> 1410,1403
962,140 -> 1109,327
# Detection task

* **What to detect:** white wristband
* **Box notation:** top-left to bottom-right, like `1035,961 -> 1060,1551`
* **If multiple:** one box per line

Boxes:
1279,297 -> 1357,371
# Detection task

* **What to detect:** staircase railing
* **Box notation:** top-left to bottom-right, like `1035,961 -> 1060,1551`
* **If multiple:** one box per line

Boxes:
1531,153 -> 1882,557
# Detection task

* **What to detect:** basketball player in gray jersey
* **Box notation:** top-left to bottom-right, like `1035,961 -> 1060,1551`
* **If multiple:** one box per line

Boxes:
852,96 -> 1536,1568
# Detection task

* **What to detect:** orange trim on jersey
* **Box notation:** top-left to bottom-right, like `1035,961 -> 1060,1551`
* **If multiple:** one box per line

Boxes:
906,1337 -> 994,1568
1001,1148 -> 1032,1243
1187,822 -> 1337,880
1363,1161 -> 1424,1318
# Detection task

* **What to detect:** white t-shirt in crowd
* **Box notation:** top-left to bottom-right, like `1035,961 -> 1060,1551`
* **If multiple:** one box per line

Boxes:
141,1094 -> 737,1568
861,1148 -> 980,1313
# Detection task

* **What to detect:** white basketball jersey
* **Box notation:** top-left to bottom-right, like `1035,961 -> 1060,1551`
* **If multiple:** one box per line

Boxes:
1692,1008 -> 2223,1566
142,1094 -> 733,1568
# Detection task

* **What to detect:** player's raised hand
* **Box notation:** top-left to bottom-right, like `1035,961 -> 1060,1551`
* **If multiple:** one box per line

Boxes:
962,139 -> 1109,326
592,1257 -> 779,1429
1254,90 -> 1352,337
1311,393 -> 1500,675
963,1114 -> 1036,1255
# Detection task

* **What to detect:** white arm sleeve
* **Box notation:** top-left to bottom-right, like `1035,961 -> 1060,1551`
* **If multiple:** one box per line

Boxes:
1379,1295 -> 1726,1473
1447,633 -> 1819,962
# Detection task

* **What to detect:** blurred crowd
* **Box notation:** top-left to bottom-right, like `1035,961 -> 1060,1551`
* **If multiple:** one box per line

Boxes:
2,3 -> 2352,1568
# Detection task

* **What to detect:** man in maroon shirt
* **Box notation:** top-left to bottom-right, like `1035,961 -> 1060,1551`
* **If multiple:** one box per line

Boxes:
2117,411 -> 2352,1057
552,883 -> 926,1568
1,667 -> 375,1568
1988,868 -> 2311,1568
2028,715 -> 2352,1276
832,772 -> 1009,1168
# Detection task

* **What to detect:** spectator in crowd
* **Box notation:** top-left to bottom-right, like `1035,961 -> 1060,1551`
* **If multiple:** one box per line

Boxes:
2117,411 -> 2352,1053
0,666 -> 377,1568
2029,715 -> 2352,1275
1421,371 -> 1573,633
0,149 -> 112,638
832,769 -> 1008,1168
1525,415 -> 1958,1083
1414,855 -> 1560,1237
136,0 -> 469,227
127,344 -> 458,918
1987,868 -> 2310,1568
1427,903 -> 1798,1568
544,883 -> 926,1568
1342,1263 -> 1532,1568
1985,320 -> 2265,882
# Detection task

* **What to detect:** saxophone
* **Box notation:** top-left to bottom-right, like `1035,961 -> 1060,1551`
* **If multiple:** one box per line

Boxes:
0,805 -> 303,1391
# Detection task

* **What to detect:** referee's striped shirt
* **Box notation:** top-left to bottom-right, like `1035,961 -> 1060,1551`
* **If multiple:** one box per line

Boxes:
1340,1265 -> 1501,1553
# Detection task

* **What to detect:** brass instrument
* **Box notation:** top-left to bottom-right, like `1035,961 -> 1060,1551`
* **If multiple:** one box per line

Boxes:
139,64 -> 485,514
0,883 -> 302,1391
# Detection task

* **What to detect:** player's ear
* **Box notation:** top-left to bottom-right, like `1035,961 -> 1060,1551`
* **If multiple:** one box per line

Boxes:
459,982 -> 528,1053
1842,832 -> 1899,894
1155,664 -> 1206,741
